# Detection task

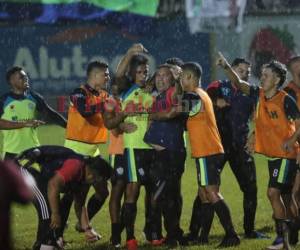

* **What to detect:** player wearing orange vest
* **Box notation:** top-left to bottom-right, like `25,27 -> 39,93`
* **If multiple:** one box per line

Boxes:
285,56 -> 300,245
181,62 -> 240,247
217,53 -> 300,250
64,61 -> 129,236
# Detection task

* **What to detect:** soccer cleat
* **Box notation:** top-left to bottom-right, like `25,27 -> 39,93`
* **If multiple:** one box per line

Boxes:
218,234 -> 240,248
126,239 -> 138,250
150,238 -> 165,246
266,237 -> 284,250
245,230 -> 270,239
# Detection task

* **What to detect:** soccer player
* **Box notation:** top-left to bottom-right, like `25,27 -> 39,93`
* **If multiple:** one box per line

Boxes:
64,61 -> 112,230
107,82 -> 137,249
217,52 -> 300,250
144,64 -> 187,247
114,45 -> 154,250
16,145 -> 112,250
1,66 -> 67,160
181,62 -> 240,247
201,58 -> 262,239
0,161 -> 33,250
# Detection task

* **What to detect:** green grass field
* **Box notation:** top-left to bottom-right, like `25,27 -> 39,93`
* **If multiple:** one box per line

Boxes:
9,125 -> 280,250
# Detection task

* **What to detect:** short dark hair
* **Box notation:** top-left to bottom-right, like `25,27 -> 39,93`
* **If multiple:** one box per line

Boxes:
165,57 -> 184,67
6,66 -> 23,84
287,56 -> 300,71
87,61 -> 108,77
264,60 -> 287,88
182,62 -> 203,80
231,58 -> 251,67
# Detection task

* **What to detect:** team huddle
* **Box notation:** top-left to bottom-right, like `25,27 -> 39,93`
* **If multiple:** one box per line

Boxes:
1,43 -> 300,250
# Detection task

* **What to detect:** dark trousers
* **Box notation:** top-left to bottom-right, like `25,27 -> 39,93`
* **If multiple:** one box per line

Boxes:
223,144 -> 257,234
149,148 -> 186,241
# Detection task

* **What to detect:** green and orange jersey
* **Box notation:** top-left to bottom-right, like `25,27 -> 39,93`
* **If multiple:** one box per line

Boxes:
250,86 -> 300,159
186,87 -> 224,158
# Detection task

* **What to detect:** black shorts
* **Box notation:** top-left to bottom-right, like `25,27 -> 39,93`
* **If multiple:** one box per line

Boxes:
122,148 -> 154,184
110,154 -> 126,185
268,158 -> 298,193
195,154 -> 224,186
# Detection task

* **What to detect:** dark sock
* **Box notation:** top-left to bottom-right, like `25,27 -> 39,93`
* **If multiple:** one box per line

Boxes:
275,219 -> 284,238
213,200 -> 236,237
199,203 -> 214,241
120,203 -> 125,233
111,223 -> 121,244
122,203 -> 137,241
87,194 -> 106,221
189,196 -> 202,236
244,191 -> 257,235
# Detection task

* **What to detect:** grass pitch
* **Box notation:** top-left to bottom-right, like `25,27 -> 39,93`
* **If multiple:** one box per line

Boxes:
9,125 -> 278,250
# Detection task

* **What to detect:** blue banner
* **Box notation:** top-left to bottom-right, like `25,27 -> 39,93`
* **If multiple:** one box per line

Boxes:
0,17 -> 211,96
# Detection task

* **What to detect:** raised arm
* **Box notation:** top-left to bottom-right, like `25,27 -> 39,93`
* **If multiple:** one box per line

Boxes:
115,43 -> 148,78
216,52 -> 251,95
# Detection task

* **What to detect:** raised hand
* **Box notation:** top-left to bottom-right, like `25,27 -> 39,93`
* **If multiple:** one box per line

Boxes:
128,43 -> 148,54
216,51 -> 229,68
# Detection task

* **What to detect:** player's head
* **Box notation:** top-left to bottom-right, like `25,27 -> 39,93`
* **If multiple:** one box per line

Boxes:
85,156 -> 111,185
87,61 -> 110,89
6,66 -> 29,92
260,60 -> 287,91
181,62 -> 203,91
166,57 -> 184,67
287,56 -> 300,82
231,58 -> 251,81
128,54 -> 149,86
155,64 -> 175,93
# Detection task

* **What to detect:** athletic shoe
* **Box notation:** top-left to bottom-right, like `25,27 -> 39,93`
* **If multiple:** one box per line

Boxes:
266,237 -> 284,250
218,234 -> 240,248
245,231 -> 270,239
151,238 -> 165,246
126,239 -> 138,250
